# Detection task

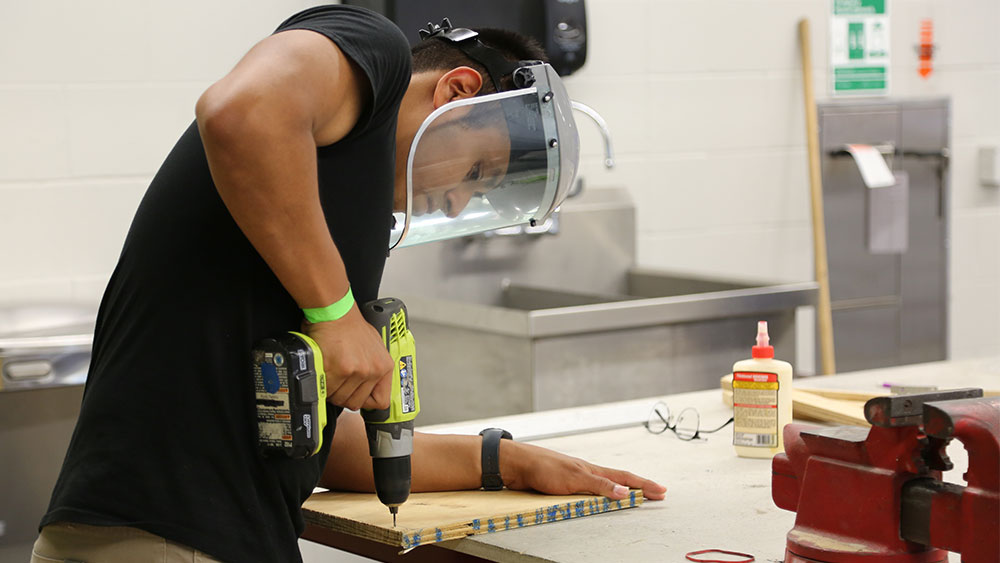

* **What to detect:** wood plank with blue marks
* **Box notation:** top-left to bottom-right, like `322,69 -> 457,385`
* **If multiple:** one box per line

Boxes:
303,488 -> 645,550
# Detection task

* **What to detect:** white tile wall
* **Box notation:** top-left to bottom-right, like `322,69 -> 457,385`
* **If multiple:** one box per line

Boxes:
564,74 -> 650,158
67,85 -> 204,177
0,0 -> 313,307
638,225 -> 815,285
0,180 -> 145,283
145,1 -> 315,82
0,278 -> 74,305
950,282 -> 1000,358
0,88 -> 72,180
0,0 -> 996,360
566,0 -> 1000,359
929,0 -> 1000,68
625,149 -> 810,234
644,1 -> 828,74
0,3 -> 74,84
951,140 -> 1000,211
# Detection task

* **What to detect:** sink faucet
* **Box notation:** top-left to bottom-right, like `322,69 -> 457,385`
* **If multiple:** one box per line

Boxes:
571,101 -> 615,170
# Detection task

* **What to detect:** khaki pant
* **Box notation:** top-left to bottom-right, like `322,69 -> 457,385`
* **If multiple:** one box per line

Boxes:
31,522 -> 222,563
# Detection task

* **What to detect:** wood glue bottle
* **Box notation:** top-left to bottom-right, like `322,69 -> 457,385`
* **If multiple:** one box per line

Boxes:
732,321 -> 792,458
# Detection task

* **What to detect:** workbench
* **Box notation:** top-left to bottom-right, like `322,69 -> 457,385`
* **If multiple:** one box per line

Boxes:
301,358 -> 999,562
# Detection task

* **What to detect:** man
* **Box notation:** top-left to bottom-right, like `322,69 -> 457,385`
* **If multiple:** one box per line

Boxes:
34,5 -> 665,562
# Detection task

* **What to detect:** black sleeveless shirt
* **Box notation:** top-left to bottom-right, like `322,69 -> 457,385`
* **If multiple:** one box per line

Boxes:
41,6 -> 411,562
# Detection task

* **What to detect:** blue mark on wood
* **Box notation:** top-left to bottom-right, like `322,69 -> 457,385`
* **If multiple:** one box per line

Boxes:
395,492 -> 643,550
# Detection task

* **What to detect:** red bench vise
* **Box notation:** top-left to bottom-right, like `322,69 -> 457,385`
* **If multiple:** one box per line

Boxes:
772,388 -> 999,563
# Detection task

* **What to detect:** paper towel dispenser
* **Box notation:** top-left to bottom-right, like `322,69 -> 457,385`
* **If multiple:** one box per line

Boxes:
344,0 -> 588,76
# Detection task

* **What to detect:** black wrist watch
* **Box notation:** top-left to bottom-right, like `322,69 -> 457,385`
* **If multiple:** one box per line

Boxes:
479,428 -> 513,491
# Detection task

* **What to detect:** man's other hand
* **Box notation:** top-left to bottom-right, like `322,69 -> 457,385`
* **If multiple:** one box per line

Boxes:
304,307 -> 393,411
499,440 -> 667,501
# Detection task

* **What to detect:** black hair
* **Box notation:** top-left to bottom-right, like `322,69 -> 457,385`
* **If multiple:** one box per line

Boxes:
411,28 -> 549,95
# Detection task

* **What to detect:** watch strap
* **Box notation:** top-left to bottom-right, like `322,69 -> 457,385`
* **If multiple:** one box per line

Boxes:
479,428 -> 512,491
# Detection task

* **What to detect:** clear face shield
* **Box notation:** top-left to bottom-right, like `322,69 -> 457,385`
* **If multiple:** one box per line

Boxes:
389,62 -> 580,249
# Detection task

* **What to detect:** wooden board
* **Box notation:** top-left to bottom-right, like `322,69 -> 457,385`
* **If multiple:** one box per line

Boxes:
720,373 -> 997,426
790,388 -> 1000,426
795,388 -> 888,402
800,387 -> 1000,400
792,390 -> 868,426
303,489 -> 644,550
719,387 -> 868,426
721,374 -> 868,426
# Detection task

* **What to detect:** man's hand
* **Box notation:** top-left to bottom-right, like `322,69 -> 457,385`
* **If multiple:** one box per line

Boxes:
500,440 -> 667,501
304,307 -> 394,411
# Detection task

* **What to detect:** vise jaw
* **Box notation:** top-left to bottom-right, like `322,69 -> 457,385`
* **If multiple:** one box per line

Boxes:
772,388 -> 999,563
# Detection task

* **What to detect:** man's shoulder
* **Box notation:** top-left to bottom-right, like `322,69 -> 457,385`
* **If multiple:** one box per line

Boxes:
274,5 -> 411,134
275,4 -> 409,54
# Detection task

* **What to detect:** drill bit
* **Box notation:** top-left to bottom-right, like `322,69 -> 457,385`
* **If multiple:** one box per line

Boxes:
390,506 -> 398,527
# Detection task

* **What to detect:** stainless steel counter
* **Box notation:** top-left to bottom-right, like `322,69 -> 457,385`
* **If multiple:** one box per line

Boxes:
402,280 -> 817,338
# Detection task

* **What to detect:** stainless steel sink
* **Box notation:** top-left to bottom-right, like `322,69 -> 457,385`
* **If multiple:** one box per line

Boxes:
397,273 -> 815,425
380,187 -> 817,425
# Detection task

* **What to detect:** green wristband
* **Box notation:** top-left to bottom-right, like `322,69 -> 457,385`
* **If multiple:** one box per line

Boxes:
303,288 -> 355,323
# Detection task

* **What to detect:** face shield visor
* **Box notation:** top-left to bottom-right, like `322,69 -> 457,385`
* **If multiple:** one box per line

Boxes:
389,62 -> 580,249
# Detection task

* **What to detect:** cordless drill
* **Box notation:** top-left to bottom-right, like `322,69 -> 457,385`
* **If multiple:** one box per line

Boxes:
359,298 -> 419,526
251,298 -> 419,526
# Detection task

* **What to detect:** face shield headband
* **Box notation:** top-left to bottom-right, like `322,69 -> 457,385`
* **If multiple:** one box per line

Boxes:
389,21 -> 581,250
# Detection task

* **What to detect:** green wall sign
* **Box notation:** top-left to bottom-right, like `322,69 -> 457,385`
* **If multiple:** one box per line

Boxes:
830,0 -> 890,95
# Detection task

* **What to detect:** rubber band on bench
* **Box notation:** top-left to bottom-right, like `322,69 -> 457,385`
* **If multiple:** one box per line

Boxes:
685,548 -> 755,563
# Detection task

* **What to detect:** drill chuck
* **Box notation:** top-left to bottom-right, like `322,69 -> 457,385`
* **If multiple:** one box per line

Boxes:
372,456 -> 412,508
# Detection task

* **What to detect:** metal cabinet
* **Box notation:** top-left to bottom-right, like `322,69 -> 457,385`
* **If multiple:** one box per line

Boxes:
818,99 -> 949,372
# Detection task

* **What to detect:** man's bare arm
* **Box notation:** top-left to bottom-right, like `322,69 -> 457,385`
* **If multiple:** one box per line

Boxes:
196,30 -> 392,410
320,411 -> 667,501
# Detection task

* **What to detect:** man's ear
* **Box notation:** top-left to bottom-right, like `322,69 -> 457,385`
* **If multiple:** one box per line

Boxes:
432,67 -> 484,108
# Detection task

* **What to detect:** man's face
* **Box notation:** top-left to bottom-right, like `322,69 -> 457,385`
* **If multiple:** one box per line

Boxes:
409,107 -> 511,218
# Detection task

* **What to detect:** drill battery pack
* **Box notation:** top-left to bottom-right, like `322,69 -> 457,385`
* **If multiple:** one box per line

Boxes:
251,332 -> 327,458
